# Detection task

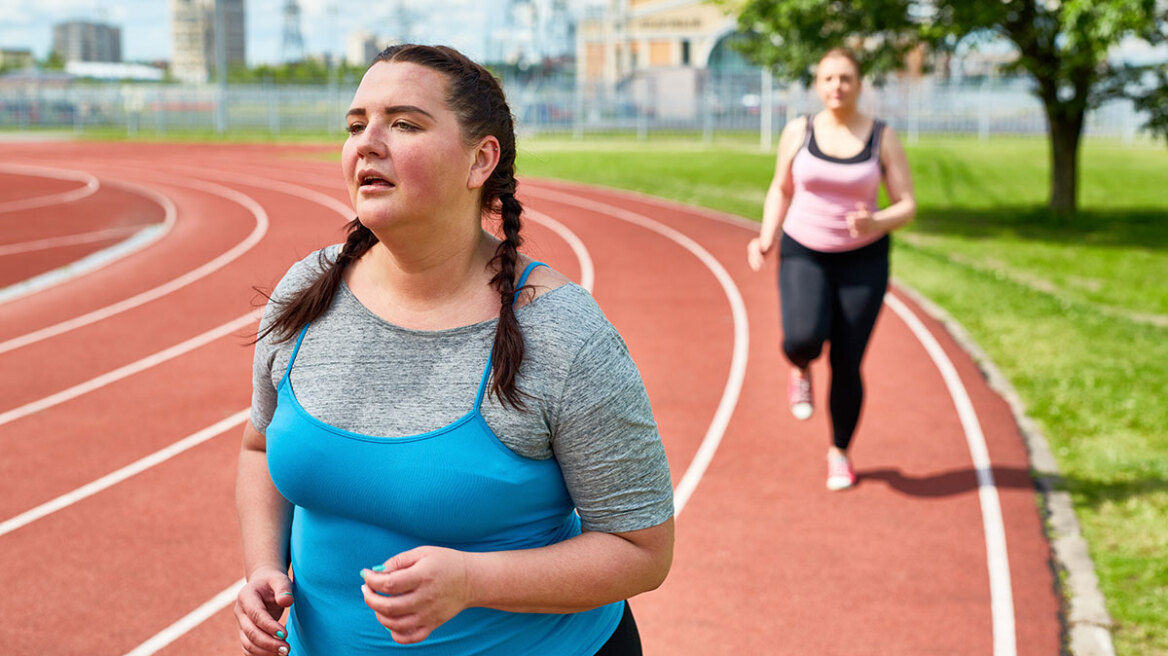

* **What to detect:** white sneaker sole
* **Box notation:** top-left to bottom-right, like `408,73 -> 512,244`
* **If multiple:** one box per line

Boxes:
826,477 -> 856,491
791,402 -> 813,421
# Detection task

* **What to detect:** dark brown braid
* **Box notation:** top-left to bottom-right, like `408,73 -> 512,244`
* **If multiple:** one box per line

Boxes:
258,44 -> 529,408
256,218 -> 377,343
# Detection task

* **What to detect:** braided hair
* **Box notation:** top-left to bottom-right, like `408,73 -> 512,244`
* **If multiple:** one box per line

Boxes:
258,44 -> 530,409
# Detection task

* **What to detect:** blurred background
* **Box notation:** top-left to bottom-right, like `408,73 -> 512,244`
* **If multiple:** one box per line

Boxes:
0,0 -> 1162,143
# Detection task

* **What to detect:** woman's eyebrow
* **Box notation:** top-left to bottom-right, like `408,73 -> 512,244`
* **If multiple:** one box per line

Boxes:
345,105 -> 435,120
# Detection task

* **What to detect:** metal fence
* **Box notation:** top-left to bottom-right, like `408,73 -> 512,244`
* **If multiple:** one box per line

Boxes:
0,71 -> 1154,146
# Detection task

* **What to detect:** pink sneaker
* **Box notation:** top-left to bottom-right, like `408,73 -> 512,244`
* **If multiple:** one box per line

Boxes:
787,368 -> 813,420
827,454 -> 857,491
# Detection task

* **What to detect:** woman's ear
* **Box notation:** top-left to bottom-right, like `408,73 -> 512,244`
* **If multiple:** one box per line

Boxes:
467,136 -> 501,190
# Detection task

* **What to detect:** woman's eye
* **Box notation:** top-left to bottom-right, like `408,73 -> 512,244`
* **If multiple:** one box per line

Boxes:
346,123 -> 365,135
392,120 -> 418,132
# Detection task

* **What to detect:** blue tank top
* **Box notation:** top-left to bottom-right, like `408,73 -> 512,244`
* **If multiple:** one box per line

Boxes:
266,262 -> 623,655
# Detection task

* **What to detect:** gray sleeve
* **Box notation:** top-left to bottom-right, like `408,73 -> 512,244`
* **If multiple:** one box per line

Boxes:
249,247 -> 339,434
551,324 -> 674,533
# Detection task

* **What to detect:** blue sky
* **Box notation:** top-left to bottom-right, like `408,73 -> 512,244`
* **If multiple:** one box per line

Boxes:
0,0 -> 523,64
3,1 -> 1162,66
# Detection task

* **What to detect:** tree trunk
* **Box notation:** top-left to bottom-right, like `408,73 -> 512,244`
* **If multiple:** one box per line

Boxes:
1046,105 -> 1084,216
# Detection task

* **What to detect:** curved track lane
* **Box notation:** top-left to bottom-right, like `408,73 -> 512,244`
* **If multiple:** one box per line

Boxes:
0,144 -> 1060,656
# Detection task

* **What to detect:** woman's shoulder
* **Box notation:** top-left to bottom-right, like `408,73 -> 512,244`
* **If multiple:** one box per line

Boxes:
270,244 -> 342,300
516,272 -> 613,345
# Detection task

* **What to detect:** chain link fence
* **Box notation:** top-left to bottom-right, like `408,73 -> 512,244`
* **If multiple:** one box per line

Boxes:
0,71 -> 1153,146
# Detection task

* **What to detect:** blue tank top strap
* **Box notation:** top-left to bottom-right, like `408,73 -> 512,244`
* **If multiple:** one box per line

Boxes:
280,324 -> 311,386
514,260 -> 546,300
472,260 -> 547,409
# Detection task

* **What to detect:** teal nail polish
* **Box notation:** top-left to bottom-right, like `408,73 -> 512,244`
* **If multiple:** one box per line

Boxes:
372,564 -> 386,572
276,629 -> 286,639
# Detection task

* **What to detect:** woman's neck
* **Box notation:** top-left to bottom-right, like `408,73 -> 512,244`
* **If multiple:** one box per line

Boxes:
819,106 -> 866,130
348,221 -> 502,329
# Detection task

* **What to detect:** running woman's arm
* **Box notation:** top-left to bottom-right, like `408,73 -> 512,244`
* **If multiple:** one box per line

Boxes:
234,421 -> 294,656
360,520 -> 674,645
749,116 -> 805,270
873,126 -> 916,231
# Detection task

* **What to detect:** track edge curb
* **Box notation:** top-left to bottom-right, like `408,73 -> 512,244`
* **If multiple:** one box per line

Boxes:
891,276 -> 1116,656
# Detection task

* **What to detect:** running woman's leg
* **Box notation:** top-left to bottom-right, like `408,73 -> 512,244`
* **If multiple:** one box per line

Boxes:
779,233 -> 832,369
825,236 -> 890,451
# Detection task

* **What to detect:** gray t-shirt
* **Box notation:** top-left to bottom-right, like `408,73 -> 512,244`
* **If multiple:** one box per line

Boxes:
251,247 -> 674,534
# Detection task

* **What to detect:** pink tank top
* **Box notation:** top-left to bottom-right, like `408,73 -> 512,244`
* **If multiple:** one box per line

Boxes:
783,117 -> 885,253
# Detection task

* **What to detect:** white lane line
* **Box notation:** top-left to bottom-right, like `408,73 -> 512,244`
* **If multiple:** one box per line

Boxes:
0,225 -> 144,256
0,310 -> 260,428
0,177 -> 267,355
0,163 -> 100,213
0,179 -> 178,306
525,186 -> 749,515
160,162 -> 356,219
524,208 -> 595,292
0,410 -> 249,537
883,292 -> 1016,656
119,182 -> 696,653
123,578 -> 246,656
533,179 -> 1018,654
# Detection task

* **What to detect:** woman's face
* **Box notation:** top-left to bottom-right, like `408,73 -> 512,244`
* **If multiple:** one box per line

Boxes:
815,55 -> 861,111
341,61 -> 478,232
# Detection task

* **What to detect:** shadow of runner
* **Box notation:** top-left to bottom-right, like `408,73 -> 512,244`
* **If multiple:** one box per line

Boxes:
859,466 -> 1038,497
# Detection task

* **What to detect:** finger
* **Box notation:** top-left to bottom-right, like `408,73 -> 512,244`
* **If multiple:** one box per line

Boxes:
362,564 -> 422,596
388,624 -> 433,645
238,622 -> 288,656
237,593 -> 290,650
362,583 -> 414,618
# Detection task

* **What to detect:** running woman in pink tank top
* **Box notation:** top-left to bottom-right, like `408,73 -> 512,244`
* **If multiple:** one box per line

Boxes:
746,48 -> 917,490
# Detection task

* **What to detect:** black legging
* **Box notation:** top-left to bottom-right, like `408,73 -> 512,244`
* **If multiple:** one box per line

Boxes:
593,601 -> 642,655
779,233 -> 889,450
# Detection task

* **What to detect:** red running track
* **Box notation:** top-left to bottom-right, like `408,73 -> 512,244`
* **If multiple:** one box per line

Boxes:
0,142 -> 1061,656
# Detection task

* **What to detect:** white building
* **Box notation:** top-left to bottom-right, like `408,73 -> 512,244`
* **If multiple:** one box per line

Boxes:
52,21 -> 122,63
171,0 -> 246,83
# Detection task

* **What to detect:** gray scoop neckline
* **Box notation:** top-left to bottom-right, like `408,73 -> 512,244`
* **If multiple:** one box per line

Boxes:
337,278 -> 576,337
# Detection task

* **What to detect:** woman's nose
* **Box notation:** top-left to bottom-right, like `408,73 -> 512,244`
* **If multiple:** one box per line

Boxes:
355,125 -> 386,159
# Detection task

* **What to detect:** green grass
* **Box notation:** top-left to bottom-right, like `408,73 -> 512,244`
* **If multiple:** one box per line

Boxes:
517,135 -> 1168,656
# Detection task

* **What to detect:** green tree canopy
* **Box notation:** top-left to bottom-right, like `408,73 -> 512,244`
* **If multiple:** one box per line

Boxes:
721,0 -> 1167,214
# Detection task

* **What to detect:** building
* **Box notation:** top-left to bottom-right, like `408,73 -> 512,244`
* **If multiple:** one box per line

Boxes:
0,48 -> 35,71
171,0 -> 246,83
346,31 -> 381,67
52,21 -> 122,63
576,0 -> 741,118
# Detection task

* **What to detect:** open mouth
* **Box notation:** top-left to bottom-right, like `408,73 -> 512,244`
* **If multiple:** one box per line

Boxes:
359,174 -> 394,189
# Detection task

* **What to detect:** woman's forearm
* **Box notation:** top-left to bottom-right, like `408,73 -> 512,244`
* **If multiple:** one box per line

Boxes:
758,181 -> 790,251
465,520 -> 673,614
236,437 -> 293,578
873,196 -> 916,233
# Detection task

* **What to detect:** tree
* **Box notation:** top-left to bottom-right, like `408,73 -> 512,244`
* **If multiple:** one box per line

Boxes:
722,0 -> 1167,214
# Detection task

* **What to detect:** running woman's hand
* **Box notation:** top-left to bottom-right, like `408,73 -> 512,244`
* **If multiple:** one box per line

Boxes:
235,566 -> 293,655
846,202 -> 877,237
747,237 -> 771,272
361,546 -> 473,645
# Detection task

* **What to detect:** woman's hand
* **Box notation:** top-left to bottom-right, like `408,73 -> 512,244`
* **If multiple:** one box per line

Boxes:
360,546 -> 474,645
234,566 -> 293,655
747,237 -> 771,272
845,202 -> 879,237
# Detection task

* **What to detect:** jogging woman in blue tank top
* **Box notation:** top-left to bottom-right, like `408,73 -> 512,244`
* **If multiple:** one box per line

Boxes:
233,45 -> 674,655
